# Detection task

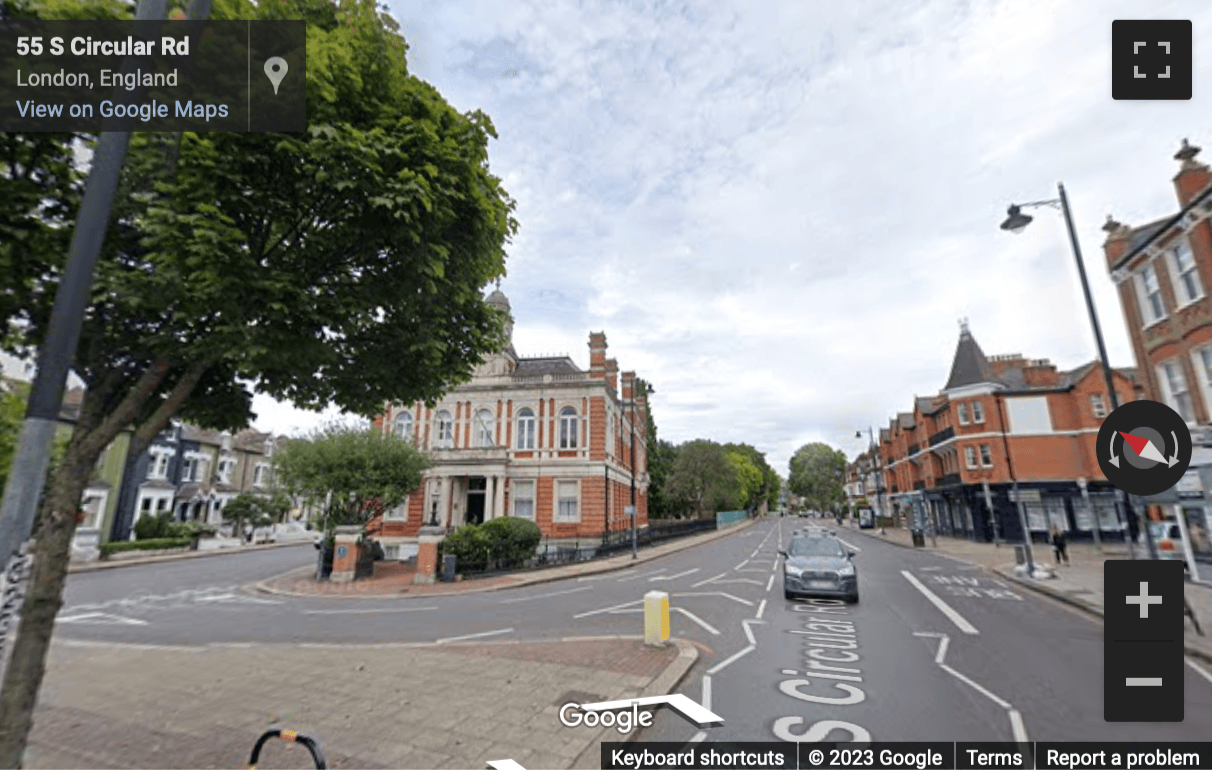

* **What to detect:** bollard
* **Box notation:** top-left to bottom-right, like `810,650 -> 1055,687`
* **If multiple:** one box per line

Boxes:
644,590 -> 670,646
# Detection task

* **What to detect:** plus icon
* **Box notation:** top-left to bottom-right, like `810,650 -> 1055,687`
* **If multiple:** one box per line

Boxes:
1126,581 -> 1163,618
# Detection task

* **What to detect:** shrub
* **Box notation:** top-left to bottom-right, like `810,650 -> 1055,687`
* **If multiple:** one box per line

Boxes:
481,516 -> 541,564
100,537 -> 192,558
439,524 -> 492,568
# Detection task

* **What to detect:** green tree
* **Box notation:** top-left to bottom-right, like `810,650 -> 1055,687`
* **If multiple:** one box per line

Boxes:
221,492 -> 288,541
643,399 -> 679,520
0,0 -> 516,760
272,423 -> 430,534
723,443 -> 778,514
726,451 -> 763,511
788,443 -> 848,514
666,440 -> 738,518
0,391 -> 25,494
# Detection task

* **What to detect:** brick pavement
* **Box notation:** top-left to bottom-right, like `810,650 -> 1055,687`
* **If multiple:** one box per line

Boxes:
25,637 -> 695,770
838,520 -> 1212,663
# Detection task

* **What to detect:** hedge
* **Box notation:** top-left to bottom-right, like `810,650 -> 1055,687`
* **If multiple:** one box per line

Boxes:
100,537 -> 192,558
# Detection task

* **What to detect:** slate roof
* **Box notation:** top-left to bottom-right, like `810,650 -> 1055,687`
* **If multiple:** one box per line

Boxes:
897,412 -> 915,429
943,328 -> 995,390
1125,216 -> 1172,255
513,357 -> 581,377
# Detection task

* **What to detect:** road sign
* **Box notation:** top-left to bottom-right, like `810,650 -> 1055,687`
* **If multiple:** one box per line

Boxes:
624,505 -> 635,518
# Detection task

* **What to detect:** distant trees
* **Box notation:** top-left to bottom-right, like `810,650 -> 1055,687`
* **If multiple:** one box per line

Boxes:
653,439 -> 779,519
788,443 -> 848,514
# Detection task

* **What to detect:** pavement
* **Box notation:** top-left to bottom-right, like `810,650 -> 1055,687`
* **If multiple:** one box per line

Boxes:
28,520 -> 757,769
838,519 -> 1212,664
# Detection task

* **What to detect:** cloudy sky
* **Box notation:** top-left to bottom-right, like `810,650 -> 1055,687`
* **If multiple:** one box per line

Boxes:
253,0 -> 1212,474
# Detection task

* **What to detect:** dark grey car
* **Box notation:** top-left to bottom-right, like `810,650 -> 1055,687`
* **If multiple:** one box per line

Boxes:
780,535 -> 858,603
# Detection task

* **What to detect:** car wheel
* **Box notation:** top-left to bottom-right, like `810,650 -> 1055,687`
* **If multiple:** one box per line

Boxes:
846,592 -> 859,604
784,589 -> 795,600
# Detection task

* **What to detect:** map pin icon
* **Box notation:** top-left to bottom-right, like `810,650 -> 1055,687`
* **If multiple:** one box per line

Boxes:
264,57 -> 288,95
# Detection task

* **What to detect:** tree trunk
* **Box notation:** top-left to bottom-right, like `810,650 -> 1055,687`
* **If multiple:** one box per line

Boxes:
0,434 -> 92,767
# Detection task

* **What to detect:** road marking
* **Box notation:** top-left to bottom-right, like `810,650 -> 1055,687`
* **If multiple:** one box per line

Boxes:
500,586 -> 592,604
756,599 -> 767,619
617,568 -> 667,582
708,578 -> 765,587
57,612 -> 148,626
708,645 -> 754,674
1188,658 -> 1212,685
771,560 -> 779,573
675,608 -> 720,635
691,572 -> 727,588
915,632 -> 1025,740
650,568 -> 700,582
741,619 -> 764,646
920,566 -> 943,571
735,560 -> 749,570
750,550 -> 759,558
689,731 -> 708,743
435,628 -> 513,644
836,538 -> 861,553
765,574 -> 775,592
902,571 -> 979,634
303,606 -> 438,614
702,674 -> 712,712
672,592 -> 753,606
487,761 -> 527,770
575,599 -> 643,618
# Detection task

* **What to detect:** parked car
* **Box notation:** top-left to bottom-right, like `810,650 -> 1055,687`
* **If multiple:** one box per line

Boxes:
251,522 -> 320,545
780,534 -> 859,603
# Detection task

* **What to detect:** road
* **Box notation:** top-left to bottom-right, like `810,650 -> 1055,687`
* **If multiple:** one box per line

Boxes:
55,520 -> 1212,744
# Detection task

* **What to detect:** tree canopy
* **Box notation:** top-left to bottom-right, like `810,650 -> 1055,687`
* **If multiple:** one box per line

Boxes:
788,442 -> 848,513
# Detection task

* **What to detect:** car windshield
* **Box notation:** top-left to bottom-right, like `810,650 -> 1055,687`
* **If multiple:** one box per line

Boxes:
789,538 -> 845,558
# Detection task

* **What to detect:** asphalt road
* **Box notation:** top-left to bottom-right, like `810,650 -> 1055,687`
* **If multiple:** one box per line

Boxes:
54,520 -> 1212,744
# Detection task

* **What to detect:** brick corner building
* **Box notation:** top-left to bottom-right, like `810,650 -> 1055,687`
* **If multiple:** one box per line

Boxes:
370,289 -> 650,559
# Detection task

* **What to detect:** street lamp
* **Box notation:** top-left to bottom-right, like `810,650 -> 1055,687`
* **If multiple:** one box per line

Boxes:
629,379 -> 652,560
1000,182 -> 1156,560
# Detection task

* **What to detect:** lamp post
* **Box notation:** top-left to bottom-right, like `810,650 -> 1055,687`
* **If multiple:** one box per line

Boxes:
629,378 -> 651,560
1000,183 -> 1157,560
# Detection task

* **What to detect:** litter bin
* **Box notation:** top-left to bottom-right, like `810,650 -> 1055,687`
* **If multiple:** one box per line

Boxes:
912,530 -> 925,547
1014,545 -> 1026,566
439,554 -> 457,582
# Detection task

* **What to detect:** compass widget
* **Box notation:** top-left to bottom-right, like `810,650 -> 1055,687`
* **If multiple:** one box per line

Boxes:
1096,400 -> 1192,496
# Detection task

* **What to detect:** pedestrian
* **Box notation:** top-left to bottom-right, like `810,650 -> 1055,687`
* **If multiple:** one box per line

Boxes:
1051,525 -> 1069,564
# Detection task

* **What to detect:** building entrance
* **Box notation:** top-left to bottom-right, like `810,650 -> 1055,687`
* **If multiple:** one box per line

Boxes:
466,477 -> 486,525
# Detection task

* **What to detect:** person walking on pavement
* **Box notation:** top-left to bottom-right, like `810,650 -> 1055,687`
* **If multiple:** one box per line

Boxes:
1050,525 -> 1069,564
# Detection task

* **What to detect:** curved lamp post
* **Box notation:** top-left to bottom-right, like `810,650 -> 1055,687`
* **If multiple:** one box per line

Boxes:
1000,183 -> 1154,560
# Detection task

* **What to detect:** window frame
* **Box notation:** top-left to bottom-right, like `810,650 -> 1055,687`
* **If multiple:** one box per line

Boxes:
385,497 -> 409,521
516,408 -> 536,450
555,479 -> 580,522
979,444 -> 993,467
964,446 -> 977,469
513,480 -> 535,520
1137,261 -> 1168,326
1157,359 -> 1195,422
970,400 -> 984,424
559,406 -> 579,449
1090,393 -> 1107,419
473,408 -> 495,448
1166,235 -> 1204,307
395,411 -> 414,442
957,403 -> 969,425
435,410 -> 454,448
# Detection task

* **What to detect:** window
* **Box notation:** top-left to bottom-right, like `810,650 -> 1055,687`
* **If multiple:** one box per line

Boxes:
957,403 -> 969,425
1137,262 -> 1167,324
395,411 -> 414,441
516,408 -> 536,449
1090,394 -> 1107,419
1158,360 -> 1195,422
218,459 -> 235,484
474,409 -> 495,447
513,480 -> 535,519
148,452 -> 169,480
386,498 -> 408,520
979,444 -> 992,467
1005,396 -> 1053,433
435,410 -> 454,448
964,446 -> 977,468
1168,237 -> 1203,305
253,464 -> 266,486
559,407 -> 578,449
181,457 -> 196,482
970,400 -> 984,423
79,494 -> 102,529
555,480 -> 579,522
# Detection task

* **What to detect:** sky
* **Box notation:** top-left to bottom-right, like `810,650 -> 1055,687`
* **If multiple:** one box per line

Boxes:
252,0 -> 1212,475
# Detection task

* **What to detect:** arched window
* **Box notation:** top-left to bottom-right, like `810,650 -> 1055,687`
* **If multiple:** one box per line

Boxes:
395,411 -> 414,442
435,410 -> 454,448
474,409 -> 495,447
559,406 -> 578,449
516,407 -> 536,450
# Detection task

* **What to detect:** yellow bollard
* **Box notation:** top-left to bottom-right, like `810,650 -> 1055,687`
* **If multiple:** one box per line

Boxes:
644,590 -> 670,646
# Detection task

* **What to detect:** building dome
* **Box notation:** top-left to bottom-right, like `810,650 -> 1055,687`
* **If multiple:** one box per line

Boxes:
486,289 -> 511,311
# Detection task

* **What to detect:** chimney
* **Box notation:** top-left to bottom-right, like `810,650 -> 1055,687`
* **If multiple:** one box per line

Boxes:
1022,359 -> 1059,387
621,370 -> 636,402
1173,138 -> 1212,206
1102,214 -> 1133,271
589,332 -> 607,380
605,357 -> 618,392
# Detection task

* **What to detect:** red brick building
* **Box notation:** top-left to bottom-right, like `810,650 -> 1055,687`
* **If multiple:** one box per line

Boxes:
371,290 -> 649,558
860,323 -> 1141,543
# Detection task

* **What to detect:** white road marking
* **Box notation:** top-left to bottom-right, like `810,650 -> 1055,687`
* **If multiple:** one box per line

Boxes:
756,599 -> 767,619
487,760 -> 528,770
435,628 -> 514,644
500,586 -> 592,604
57,612 -> 147,626
673,592 -> 753,606
707,645 -> 754,674
741,618 -> 764,646
575,599 -> 643,618
920,566 -> 943,572
836,538 -> 861,553
689,731 -> 708,743
675,608 -> 720,635
708,579 -> 765,587
765,574 -> 775,592
902,571 -> 979,634
1188,658 -> 1212,685
617,568 -> 667,582
735,560 -> 749,570
915,632 -> 1026,740
650,568 -> 700,582
303,606 -> 439,615
750,550 -> 759,558
691,572 -> 727,588
576,573 -> 613,581
702,674 -> 712,712
771,560 -> 779,573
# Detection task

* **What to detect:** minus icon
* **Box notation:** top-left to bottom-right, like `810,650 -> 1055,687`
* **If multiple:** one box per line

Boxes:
1126,677 -> 1163,686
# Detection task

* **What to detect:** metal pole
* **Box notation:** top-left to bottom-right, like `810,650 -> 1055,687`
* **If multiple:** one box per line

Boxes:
1078,478 -> 1101,552
630,388 -> 637,560
1058,182 -> 1155,560
0,0 -> 171,582
983,480 -> 999,546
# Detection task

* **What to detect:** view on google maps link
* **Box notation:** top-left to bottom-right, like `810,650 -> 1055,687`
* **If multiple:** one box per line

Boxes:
2,0 -> 1212,769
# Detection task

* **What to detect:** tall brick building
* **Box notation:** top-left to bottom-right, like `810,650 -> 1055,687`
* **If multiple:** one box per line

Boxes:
861,323 -> 1140,543
371,290 -> 649,557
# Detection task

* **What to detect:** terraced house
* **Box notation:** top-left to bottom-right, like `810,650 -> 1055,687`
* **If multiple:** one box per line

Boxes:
372,289 -> 650,559
858,322 -> 1140,544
